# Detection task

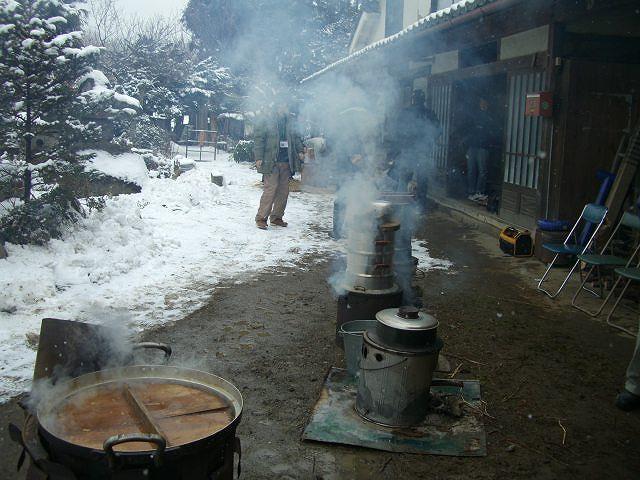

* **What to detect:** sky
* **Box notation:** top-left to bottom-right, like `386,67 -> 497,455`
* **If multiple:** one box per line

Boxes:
118,0 -> 189,19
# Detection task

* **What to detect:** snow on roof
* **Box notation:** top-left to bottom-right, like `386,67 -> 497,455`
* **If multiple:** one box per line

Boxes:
219,112 -> 244,121
301,0 -> 499,83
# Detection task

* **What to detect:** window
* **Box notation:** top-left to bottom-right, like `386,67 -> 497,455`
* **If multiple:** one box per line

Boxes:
459,42 -> 498,68
385,0 -> 404,36
430,0 -> 454,13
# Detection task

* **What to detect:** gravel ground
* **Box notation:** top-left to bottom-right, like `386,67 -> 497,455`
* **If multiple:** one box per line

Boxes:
1,208 -> 639,479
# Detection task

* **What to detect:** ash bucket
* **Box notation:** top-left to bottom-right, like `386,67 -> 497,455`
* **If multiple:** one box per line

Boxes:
338,320 -> 376,376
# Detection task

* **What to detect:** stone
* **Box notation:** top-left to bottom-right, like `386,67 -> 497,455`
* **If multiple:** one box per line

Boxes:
436,354 -> 452,373
211,174 -> 224,186
25,332 -> 39,350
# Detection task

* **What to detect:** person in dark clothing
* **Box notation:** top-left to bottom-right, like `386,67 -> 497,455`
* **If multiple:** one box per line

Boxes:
387,90 -> 441,206
464,97 -> 497,202
615,197 -> 640,411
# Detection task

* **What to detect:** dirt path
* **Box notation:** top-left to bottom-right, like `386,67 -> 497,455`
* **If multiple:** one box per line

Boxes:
1,209 -> 639,479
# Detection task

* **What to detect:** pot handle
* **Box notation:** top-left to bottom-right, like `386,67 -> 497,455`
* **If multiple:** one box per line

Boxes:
132,342 -> 172,361
104,433 -> 166,470
8,423 -> 27,472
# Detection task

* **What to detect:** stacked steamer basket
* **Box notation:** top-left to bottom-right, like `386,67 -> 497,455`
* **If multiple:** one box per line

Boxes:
336,201 -> 403,342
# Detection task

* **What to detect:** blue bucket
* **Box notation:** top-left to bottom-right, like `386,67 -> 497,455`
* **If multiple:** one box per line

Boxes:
338,320 -> 376,376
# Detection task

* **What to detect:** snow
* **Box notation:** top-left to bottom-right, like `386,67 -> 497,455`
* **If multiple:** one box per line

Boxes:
77,69 -> 141,109
81,79 -> 141,110
1,1 -> 19,13
0,197 -> 22,219
45,16 -> 67,25
412,241 -> 453,271
78,68 -> 109,88
113,92 -> 141,109
63,45 -> 102,58
219,113 -> 244,121
0,24 -> 14,34
0,151 -> 452,401
48,31 -> 82,47
27,159 -> 55,171
85,150 -> 149,186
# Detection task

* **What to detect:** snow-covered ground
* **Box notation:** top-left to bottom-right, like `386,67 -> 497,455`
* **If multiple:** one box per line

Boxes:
0,150 -> 451,401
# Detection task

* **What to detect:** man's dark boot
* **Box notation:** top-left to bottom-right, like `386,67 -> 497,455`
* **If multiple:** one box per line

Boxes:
270,218 -> 288,227
615,389 -> 640,411
256,219 -> 268,230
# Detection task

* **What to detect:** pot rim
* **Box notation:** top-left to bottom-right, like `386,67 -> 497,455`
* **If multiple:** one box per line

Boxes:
35,365 -> 243,459
376,307 -> 438,331
364,331 -> 443,355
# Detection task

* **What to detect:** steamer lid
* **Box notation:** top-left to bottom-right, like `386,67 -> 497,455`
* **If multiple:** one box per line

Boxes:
376,306 -> 437,331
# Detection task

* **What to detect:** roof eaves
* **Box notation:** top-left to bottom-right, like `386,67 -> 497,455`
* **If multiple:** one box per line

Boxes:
301,0 -> 497,84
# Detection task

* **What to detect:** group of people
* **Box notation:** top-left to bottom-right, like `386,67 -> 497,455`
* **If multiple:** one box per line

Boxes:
252,90 -> 443,231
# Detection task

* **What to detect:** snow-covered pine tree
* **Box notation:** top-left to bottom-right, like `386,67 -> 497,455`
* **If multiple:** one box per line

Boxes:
102,35 -> 186,152
0,0 -> 138,245
179,56 -> 234,134
182,56 -> 233,112
183,0 -> 361,82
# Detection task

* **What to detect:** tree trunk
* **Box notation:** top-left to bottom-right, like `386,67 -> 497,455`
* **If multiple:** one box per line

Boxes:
24,85 -> 33,203
23,136 -> 32,203
172,117 -> 185,142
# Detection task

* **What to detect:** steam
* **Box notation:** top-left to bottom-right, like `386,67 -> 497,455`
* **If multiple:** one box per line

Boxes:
297,66 -> 435,303
26,308 -> 161,412
194,4 -> 442,298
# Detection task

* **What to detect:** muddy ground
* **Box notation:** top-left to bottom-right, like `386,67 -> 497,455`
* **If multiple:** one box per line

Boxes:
1,208 -> 639,479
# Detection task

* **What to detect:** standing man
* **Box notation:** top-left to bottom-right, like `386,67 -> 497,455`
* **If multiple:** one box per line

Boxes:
617,333 -> 640,410
464,97 -> 495,203
253,101 -> 304,230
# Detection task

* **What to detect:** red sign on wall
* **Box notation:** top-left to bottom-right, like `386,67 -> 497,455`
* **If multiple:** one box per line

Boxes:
525,92 -> 553,117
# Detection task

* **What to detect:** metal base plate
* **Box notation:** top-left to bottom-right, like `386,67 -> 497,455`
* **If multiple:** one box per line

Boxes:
302,368 -> 486,456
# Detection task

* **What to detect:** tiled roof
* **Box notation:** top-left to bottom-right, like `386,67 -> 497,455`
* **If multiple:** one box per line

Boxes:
301,0 -> 500,83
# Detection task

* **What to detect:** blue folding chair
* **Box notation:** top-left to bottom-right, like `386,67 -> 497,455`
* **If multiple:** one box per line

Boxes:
537,203 -> 608,298
571,212 -> 640,316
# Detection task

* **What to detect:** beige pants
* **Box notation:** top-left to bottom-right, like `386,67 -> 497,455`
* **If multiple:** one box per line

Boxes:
256,163 -> 290,222
625,325 -> 640,395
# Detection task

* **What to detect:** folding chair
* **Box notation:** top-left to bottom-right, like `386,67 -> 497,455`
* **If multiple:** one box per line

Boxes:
537,203 -> 608,298
571,212 -> 640,316
595,263 -> 640,337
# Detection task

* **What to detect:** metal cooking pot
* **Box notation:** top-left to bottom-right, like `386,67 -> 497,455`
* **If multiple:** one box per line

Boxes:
33,365 -> 243,479
373,306 -> 440,351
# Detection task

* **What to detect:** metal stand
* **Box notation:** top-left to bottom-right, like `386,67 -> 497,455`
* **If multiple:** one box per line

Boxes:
184,127 -> 219,161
